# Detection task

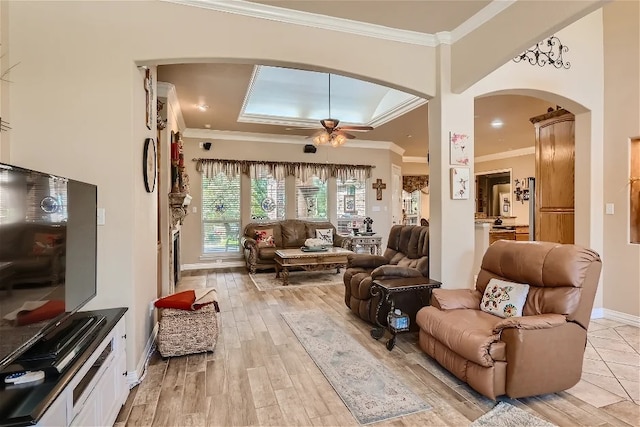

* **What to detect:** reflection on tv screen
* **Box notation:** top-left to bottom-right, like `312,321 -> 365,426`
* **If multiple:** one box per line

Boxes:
0,164 -> 97,369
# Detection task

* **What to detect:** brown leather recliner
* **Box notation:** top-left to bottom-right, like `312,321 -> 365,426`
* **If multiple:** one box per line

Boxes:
343,225 -> 429,326
416,240 -> 602,400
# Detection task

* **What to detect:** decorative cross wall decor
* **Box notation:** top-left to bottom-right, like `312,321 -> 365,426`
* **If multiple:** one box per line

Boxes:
372,179 -> 386,201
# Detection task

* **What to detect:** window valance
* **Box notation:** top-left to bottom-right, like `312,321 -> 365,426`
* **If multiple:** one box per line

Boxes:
402,175 -> 429,193
194,158 -> 373,182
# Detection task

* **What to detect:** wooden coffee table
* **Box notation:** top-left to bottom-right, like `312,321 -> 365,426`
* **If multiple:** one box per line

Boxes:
274,247 -> 352,286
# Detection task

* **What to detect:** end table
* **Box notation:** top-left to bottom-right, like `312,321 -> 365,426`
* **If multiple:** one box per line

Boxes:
370,277 -> 442,350
343,234 -> 382,255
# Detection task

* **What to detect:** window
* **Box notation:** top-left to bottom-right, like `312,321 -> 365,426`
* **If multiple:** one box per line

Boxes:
202,172 -> 241,254
336,178 -> 367,234
295,176 -> 327,220
250,170 -> 285,221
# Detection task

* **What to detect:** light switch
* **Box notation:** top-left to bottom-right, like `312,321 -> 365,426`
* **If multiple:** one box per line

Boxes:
97,208 -> 106,225
192,206 -> 198,213
605,203 -> 615,215
372,206 -> 381,212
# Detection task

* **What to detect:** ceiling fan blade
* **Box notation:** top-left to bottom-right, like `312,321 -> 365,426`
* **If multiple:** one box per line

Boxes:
334,130 -> 356,139
336,125 -> 374,131
306,130 -> 326,139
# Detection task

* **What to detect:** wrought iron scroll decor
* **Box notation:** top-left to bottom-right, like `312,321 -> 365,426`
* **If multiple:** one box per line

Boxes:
513,36 -> 570,69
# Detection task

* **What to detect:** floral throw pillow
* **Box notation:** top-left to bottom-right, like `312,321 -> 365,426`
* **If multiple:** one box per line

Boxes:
480,278 -> 530,318
254,228 -> 275,248
315,228 -> 334,245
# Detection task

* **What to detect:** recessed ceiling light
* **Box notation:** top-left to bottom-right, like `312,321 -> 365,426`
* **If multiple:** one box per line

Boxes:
491,119 -> 503,128
204,124 -> 211,129
197,104 -> 209,112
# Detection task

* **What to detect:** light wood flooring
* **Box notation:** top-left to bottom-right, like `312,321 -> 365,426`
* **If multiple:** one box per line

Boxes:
115,268 -> 640,426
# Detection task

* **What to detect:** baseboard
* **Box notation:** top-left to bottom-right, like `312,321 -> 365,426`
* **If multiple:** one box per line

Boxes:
591,308 -> 604,319
602,308 -> 640,327
182,260 -> 245,270
127,321 -> 158,387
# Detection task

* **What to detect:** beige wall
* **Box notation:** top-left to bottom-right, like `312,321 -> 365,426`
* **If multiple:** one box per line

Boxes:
467,10 -> 606,310
476,154 -> 535,225
4,0 -> 433,374
4,0 -> 637,376
603,1 -> 640,317
180,137 -> 395,264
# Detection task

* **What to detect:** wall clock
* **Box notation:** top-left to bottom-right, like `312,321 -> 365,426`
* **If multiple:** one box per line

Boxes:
143,138 -> 157,193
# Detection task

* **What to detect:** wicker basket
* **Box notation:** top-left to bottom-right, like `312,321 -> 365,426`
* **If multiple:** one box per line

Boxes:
157,304 -> 218,357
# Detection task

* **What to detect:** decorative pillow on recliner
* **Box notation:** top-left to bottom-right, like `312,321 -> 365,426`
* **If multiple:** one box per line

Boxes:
480,278 -> 530,318
315,228 -> 334,245
254,228 -> 275,248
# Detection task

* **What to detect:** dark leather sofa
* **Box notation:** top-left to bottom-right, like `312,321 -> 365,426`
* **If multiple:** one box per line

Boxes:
0,223 -> 66,291
343,224 -> 429,326
240,219 -> 347,273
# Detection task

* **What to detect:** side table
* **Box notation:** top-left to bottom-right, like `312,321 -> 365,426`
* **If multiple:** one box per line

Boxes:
370,277 -> 442,350
343,234 -> 382,255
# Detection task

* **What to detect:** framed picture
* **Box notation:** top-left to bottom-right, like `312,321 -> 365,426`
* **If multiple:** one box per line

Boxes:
144,68 -> 153,130
344,195 -> 356,214
449,132 -> 470,165
451,167 -> 470,200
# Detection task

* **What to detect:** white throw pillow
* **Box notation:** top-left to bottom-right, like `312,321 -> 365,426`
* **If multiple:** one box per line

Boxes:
315,228 -> 334,245
480,278 -> 530,318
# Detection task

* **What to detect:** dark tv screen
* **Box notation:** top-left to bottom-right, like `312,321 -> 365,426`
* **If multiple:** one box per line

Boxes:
0,163 -> 97,371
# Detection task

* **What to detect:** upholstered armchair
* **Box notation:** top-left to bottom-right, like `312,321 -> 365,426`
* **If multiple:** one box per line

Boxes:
416,240 -> 602,400
343,225 -> 429,326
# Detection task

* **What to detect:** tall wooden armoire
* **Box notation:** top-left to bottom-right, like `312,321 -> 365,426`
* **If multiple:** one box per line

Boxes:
530,109 -> 575,244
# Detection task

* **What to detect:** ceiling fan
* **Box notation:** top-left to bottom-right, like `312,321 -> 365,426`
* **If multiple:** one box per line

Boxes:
308,73 -> 374,146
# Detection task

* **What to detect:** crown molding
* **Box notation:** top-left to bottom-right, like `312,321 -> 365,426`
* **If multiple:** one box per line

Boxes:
157,82 -> 186,131
402,156 -> 428,164
475,146 -> 535,163
450,0 -> 517,43
164,0 -> 513,47
165,0 -> 437,46
182,128 -> 404,154
368,97 -> 428,128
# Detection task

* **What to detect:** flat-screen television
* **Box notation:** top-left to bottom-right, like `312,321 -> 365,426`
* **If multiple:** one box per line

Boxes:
0,162 -> 97,373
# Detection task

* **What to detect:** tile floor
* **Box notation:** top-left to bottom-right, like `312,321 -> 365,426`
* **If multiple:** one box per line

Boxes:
566,318 -> 640,408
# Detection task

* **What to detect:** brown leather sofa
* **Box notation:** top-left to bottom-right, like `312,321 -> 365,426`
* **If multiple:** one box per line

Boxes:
343,224 -> 429,326
416,240 -> 602,400
240,219 -> 347,273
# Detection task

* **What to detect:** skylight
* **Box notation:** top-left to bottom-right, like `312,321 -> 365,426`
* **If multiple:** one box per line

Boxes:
239,66 -> 426,128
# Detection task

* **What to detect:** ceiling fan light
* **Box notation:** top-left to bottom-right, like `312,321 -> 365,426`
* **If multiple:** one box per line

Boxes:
319,132 -> 329,144
334,134 -> 346,146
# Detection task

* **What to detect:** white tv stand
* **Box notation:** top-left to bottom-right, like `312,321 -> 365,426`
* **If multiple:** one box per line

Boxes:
0,308 -> 128,427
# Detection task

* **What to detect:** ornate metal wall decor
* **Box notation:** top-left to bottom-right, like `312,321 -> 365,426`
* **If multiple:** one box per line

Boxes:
513,36 -> 570,69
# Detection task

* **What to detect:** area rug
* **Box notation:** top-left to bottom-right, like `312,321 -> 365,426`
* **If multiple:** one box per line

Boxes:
249,271 -> 342,291
470,402 -> 556,427
281,309 -> 431,424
